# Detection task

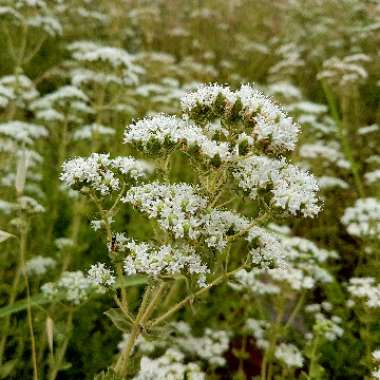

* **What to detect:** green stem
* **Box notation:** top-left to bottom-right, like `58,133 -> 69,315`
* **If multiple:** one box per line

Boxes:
284,292 -> 306,330
19,219 -> 39,380
0,265 -> 22,365
308,335 -> 321,380
48,310 -> 73,380
114,285 -> 153,377
149,266 -> 246,329
261,300 -> 285,380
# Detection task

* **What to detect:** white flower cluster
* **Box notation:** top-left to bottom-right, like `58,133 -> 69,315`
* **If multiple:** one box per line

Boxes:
231,228 -> 336,292
245,318 -> 270,349
124,115 -> 231,162
299,141 -> 350,169
41,271 -> 101,305
70,68 -> 127,88
132,348 -> 205,380
372,349 -> 380,380
61,153 -> 152,195
68,41 -> 142,85
0,0 -> 62,36
18,196 -> 45,214
123,183 -> 207,239
318,54 -> 370,87
173,325 -> 230,367
341,198 -> 380,238
124,183 -> 255,253
123,240 -> 209,287
313,313 -> 344,342
0,121 -> 48,145
55,237 -> 74,250
87,263 -> 115,287
365,170 -> 380,185
0,74 -> 39,109
230,269 -> 280,295
31,85 -> 91,123
233,155 -> 320,217
120,321 -> 229,375
202,210 -> 250,252
72,123 -> 115,141
181,84 -> 299,153
247,227 -> 285,269
304,303 -> 343,341
269,43 -> 304,79
317,176 -> 348,190
358,124 -> 379,136
267,81 -> 302,100
26,256 -> 56,276
347,277 -> 380,308
275,343 -> 304,368
287,101 -> 327,115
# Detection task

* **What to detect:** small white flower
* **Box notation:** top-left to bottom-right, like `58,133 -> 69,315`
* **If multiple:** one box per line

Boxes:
275,343 -> 304,368
26,256 -> 56,276
88,263 -> 115,287
341,198 -> 380,238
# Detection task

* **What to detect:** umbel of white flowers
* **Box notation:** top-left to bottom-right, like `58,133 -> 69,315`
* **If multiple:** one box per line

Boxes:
59,83 -> 321,294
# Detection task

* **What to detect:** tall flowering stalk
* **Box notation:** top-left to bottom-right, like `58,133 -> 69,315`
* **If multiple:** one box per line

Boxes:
60,83 -> 320,378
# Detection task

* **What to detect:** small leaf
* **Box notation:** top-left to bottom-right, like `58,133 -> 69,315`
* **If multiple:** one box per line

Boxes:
0,230 -> 15,243
104,308 -> 132,332
94,368 -> 123,380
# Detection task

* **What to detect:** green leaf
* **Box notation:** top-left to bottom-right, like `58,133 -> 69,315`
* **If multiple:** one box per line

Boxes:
0,230 -> 15,243
0,294 -> 54,318
0,359 -> 18,379
115,275 -> 148,289
104,308 -> 132,332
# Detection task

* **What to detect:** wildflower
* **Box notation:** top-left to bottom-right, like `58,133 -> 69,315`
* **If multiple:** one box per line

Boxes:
87,263 -> 115,287
72,123 -> 115,141
123,240 -> 209,287
299,141 -> 350,169
181,84 -> 299,153
317,176 -> 349,190
124,115 -> 231,162
233,155 -> 320,217
275,343 -> 304,368
245,319 -> 270,349
373,350 -> 380,362
41,271 -> 102,305
247,227 -> 286,269
341,198 -> 380,238
175,327 -> 230,367
202,210 -> 250,252
26,256 -> 56,276
68,41 -> 141,85
0,121 -> 48,145
365,170 -> 380,185
0,74 -> 39,109
347,277 -> 380,308
318,54 -> 370,88
133,349 -> 205,380
123,183 -> 207,239
61,153 -> 151,195
55,238 -> 74,250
